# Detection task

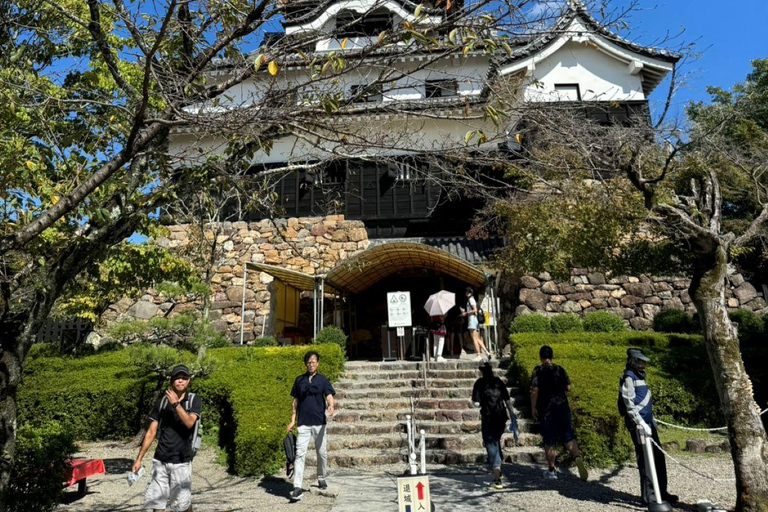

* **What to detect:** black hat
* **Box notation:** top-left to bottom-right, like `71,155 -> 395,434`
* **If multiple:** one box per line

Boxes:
479,360 -> 492,370
626,348 -> 650,362
465,286 -> 474,294
170,364 -> 191,378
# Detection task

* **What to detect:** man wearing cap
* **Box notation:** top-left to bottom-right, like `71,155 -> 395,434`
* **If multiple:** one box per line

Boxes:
133,364 -> 201,512
472,361 -> 515,489
530,345 -> 588,481
619,348 -> 677,505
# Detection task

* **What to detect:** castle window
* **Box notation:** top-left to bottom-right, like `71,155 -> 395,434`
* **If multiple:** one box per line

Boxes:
425,80 -> 458,99
336,9 -> 393,37
350,83 -> 383,103
554,83 -> 581,101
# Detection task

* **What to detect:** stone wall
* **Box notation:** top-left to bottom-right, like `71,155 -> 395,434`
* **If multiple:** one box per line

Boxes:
513,268 -> 767,330
99,216 -> 369,342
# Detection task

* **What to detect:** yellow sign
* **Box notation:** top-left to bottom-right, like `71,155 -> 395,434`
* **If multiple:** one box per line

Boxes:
398,475 -> 431,512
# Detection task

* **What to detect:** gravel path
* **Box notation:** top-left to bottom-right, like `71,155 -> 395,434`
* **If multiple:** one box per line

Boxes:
58,442 -> 736,512
57,441 -> 334,512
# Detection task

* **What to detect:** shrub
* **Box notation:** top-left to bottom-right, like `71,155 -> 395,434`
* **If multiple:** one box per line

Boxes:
96,341 -> 124,352
26,343 -> 59,359
6,422 -> 76,512
192,320 -> 231,348
252,336 -> 278,347
653,309 -> 698,333
550,314 -> 583,333
510,313 -> 551,333
312,326 -> 348,356
18,351 -> 156,440
583,311 -> 627,332
729,309 -> 765,344
508,331 -> 719,467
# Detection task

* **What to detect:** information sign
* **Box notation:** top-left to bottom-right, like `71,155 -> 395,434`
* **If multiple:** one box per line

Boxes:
387,291 -> 412,328
397,475 -> 431,512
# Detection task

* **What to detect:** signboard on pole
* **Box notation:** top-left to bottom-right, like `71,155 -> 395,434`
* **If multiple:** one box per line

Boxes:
397,475 -> 431,512
387,292 -> 412,327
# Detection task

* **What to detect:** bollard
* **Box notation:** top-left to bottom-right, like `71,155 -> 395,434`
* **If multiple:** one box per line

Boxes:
419,429 -> 426,475
639,426 -> 672,512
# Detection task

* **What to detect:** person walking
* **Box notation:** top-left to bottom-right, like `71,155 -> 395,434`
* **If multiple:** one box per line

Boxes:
133,364 -> 202,512
286,350 -> 336,502
618,348 -> 678,505
530,345 -> 588,481
472,361 -> 514,489
462,287 -> 491,361
430,315 -> 447,362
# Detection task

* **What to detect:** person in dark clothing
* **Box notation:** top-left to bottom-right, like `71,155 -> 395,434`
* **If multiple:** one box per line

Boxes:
133,364 -> 201,512
286,350 -> 336,502
472,361 -> 515,489
530,345 -> 587,481
619,347 -> 678,505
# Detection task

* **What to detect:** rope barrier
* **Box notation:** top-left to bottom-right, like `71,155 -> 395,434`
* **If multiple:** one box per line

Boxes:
650,438 -> 736,483
655,405 -> 768,432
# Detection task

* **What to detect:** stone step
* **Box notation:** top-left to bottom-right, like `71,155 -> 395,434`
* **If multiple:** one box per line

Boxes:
328,419 -> 540,436
302,446 -> 546,467
335,384 -> 520,400
344,360 -> 507,371
326,432 -> 541,451
335,378 -> 515,391
339,369 -> 507,381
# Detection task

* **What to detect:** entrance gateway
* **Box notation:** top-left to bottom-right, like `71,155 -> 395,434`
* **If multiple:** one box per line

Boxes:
241,243 -> 500,359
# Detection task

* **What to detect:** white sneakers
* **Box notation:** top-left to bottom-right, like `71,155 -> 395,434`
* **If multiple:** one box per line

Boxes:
542,468 -> 558,480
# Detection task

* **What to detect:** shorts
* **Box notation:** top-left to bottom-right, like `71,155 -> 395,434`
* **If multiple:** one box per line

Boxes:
467,315 -> 479,331
145,459 -> 192,511
539,404 -> 574,447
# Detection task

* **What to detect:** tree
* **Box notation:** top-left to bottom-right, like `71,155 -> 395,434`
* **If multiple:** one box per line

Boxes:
484,60 -> 768,511
0,0 -> 556,502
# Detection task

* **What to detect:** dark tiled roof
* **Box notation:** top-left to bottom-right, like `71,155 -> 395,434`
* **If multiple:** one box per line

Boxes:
498,1 -> 680,66
368,236 -> 504,264
280,0 -> 454,24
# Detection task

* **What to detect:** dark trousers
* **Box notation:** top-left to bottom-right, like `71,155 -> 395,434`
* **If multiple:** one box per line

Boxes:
627,421 -> 668,504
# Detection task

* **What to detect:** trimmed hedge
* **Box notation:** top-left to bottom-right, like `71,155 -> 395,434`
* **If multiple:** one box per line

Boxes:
550,314 -> 583,333
508,331 -> 721,466
653,309 -> 699,334
195,344 -> 344,476
510,314 -> 551,333
582,311 -> 627,332
20,343 -> 344,477
19,350 -> 156,440
729,309 -> 765,344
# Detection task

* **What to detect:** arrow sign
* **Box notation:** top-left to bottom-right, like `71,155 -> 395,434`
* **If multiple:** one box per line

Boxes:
416,482 -> 425,500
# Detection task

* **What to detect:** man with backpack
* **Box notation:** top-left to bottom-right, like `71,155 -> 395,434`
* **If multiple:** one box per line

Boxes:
618,348 -> 678,505
132,364 -> 202,512
530,345 -> 588,481
472,361 -> 515,489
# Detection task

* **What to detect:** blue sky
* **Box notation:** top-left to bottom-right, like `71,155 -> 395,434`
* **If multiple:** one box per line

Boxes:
618,0 -> 768,120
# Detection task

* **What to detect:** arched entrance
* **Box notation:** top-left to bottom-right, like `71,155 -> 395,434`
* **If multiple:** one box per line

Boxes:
247,243 -> 496,359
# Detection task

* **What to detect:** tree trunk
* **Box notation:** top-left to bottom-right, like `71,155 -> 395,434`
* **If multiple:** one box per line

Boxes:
690,244 -> 768,512
0,328 -> 22,508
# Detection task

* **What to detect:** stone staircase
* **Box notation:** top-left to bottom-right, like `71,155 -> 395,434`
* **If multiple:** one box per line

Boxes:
305,359 -> 544,468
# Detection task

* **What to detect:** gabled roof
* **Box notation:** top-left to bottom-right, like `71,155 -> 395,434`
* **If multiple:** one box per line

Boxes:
498,0 -> 680,94
280,0 -> 455,25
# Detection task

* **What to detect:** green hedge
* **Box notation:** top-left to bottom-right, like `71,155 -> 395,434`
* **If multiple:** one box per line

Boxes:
19,350 -> 156,440
508,331 -> 721,466
20,343 -> 345,477
196,344 -> 344,476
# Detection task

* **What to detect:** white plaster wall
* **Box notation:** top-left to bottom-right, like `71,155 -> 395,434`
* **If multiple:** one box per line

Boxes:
524,41 -> 645,102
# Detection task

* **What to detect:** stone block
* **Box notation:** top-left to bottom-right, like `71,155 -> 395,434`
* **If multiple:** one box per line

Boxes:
685,439 -> 706,454
520,288 -> 548,311
661,441 -> 679,452
310,224 -> 326,237
657,291 -> 673,299
566,292 -> 592,301
591,298 -> 607,309
587,272 -> 606,285
515,305 -> 532,316
729,274 -> 745,287
578,300 -> 592,309
546,303 -> 562,312
537,272 -> 552,281
597,284 -> 621,291
520,275 -> 541,289
672,279 -> 689,290
331,230 -> 348,242
128,300 -> 159,319
630,317 -> 652,330
607,298 -> 620,308
550,295 -> 566,303
727,298 -> 740,308
627,276 -> 639,283
733,282 -> 758,303
747,297 -> 768,310
620,295 -> 644,308
572,268 -> 588,276
113,297 -> 134,314
558,283 -> 576,295
640,304 -> 660,319
541,281 -> 559,294
645,296 -> 662,306
624,282 -> 652,297
610,288 -> 627,299
562,301 -> 582,313
348,228 -> 368,242
653,282 -> 673,292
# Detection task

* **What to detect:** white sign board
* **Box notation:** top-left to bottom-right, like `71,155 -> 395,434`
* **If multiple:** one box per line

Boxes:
397,475 -> 431,512
387,291 -> 412,328
396,326 -> 405,337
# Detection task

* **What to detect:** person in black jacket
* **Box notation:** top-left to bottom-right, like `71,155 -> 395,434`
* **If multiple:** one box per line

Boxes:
472,361 -> 515,489
530,345 -> 587,481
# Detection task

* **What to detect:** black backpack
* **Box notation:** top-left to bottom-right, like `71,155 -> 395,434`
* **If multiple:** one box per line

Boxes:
476,307 -> 486,326
481,381 -> 507,420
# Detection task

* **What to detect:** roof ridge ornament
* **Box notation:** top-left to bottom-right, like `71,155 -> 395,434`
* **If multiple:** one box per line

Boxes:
568,0 -> 586,10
